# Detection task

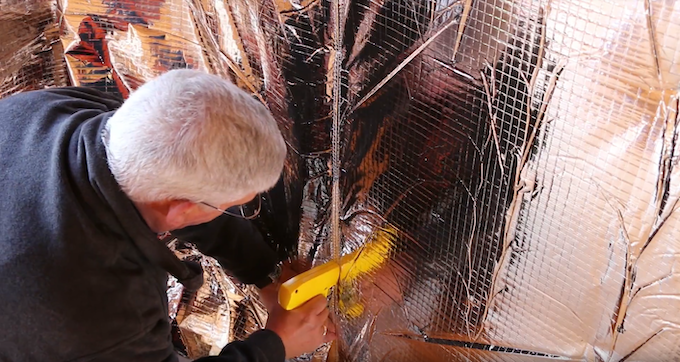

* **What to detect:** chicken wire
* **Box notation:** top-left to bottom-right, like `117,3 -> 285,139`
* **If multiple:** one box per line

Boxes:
1,0 -> 679,361
166,240 -> 269,358
0,1 -> 67,95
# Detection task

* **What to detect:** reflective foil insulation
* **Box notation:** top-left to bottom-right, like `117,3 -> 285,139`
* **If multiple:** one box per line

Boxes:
1,0 -> 679,361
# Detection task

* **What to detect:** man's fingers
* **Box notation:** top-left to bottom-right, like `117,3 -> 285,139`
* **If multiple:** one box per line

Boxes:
323,320 -> 337,343
288,259 -> 310,273
280,259 -> 311,283
323,330 -> 337,343
316,306 -> 330,321
301,294 -> 328,315
326,320 -> 336,334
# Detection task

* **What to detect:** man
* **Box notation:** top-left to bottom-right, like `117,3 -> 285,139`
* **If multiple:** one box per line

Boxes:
0,69 -> 335,361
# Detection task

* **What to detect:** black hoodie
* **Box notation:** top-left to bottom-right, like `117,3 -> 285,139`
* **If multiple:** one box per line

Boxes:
0,87 -> 284,362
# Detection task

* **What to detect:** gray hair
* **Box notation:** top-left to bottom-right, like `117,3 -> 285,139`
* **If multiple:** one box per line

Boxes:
105,69 -> 287,204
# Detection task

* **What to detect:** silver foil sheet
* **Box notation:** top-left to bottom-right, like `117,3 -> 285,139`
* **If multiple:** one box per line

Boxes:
167,240 -> 268,359
0,0 -> 68,96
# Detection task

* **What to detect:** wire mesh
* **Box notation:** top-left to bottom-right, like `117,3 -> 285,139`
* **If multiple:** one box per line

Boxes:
0,0 -> 67,96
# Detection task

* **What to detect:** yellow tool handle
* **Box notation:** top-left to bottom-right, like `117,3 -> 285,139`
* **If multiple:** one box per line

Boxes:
278,226 -> 396,310
278,260 -> 341,310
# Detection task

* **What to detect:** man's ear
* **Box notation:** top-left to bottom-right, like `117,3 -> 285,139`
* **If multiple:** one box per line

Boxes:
164,200 -> 198,231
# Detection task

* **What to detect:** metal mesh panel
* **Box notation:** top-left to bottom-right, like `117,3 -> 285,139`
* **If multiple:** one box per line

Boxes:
0,1 -> 67,96
1,0 -> 679,360
167,240 -> 268,359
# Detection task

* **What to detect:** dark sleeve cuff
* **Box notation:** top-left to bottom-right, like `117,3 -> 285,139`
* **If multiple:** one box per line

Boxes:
192,329 -> 285,362
219,329 -> 285,362
237,329 -> 285,361
171,216 -> 280,286
252,274 -> 275,290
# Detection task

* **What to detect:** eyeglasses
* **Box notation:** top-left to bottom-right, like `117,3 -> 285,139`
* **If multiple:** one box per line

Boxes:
200,194 -> 262,220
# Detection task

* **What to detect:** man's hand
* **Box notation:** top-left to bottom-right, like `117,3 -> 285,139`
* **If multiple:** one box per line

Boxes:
258,283 -> 279,312
265,295 -> 337,359
258,259 -> 310,312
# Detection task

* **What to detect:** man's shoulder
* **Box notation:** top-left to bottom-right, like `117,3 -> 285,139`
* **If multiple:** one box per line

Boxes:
0,86 -> 123,112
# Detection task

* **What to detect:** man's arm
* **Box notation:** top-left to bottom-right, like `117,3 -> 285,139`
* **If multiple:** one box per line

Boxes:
171,215 -> 279,288
170,217 -> 336,361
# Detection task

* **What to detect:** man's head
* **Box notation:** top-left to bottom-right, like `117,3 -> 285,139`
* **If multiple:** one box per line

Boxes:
105,69 -> 286,231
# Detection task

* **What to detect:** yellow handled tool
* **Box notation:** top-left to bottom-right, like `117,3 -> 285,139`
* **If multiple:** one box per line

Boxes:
278,226 -> 397,310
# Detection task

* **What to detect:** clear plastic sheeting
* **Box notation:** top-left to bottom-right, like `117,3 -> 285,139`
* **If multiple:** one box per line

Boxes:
1,0 -> 679,361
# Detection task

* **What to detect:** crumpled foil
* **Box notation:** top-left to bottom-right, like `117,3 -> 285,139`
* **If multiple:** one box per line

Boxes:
167,240 -> 268,359
1,0 -> 679,360
0,0 -> 67,96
